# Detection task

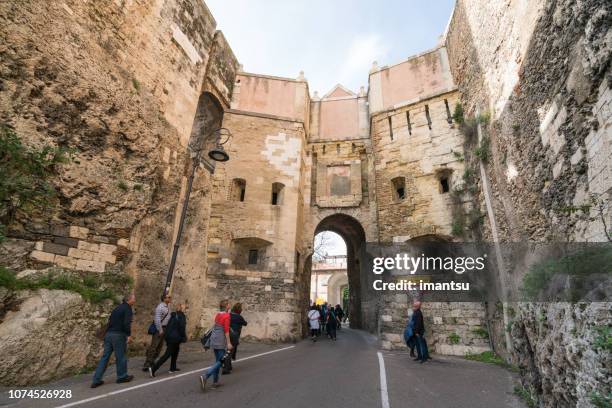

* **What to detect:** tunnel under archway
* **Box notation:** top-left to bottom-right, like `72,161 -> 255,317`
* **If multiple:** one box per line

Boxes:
312,213 -> 367,329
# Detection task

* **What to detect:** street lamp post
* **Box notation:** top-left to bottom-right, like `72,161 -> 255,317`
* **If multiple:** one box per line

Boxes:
162,128 -> 231,297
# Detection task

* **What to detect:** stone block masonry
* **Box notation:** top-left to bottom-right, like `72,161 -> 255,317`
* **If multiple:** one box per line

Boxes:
29,224 -> 118,273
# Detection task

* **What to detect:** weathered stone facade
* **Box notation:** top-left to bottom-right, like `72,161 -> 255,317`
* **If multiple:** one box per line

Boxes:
446,0 -> 611,406
1,2 -> 609,404
0,0 -> 238,384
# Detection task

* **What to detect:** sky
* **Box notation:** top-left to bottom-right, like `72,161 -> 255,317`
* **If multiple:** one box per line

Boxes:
205,0 -> 456,96
314,231 -> 346,257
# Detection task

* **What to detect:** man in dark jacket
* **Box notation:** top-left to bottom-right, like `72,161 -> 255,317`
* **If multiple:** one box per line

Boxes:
412,300 -> 429,363
91,293 -> 135,388
149,303 -> 187,376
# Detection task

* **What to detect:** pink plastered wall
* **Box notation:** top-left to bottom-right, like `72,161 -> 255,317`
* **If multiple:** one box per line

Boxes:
318,98 -> 360,140
232,73 -> 308,121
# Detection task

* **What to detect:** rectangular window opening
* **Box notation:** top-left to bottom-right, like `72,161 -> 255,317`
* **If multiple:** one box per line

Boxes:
388,116 -> 394,140
396,187 -> 405,200
440,178 -> 450,193
240,188 -> 246,202
425,105 -> 432,130
406,111 -> 412,135
271,192 -> 279,205
248,249 -> 258,265
444,99 -> 453,124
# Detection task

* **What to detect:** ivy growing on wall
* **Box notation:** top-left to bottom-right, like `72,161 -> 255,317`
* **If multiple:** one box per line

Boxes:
0,125 -> 71,241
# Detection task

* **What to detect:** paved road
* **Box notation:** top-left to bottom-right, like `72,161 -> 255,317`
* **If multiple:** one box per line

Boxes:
0,328 -> 524,408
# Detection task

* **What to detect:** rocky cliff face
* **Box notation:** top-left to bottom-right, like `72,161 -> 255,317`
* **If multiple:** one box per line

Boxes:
446,0 -> 611,406
0,0 -> 237,385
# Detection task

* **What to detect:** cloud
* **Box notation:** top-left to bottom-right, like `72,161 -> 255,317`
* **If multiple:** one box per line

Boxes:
337,33 -> 390,91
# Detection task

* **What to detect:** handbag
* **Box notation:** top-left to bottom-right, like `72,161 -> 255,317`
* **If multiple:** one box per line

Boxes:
200,327 -> 214,350
147,308 -> 169,335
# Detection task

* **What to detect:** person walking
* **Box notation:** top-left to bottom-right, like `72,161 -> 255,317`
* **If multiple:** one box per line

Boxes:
334,304 -> 344,329
143,294 -> 172,371
307,305 -> 321,342
149,303 -> 187,377
91,294 -> 135,388
403,310 -> 417,358
326,307 -> 339,340
200,299 -> 232,391
412,300 -> 430,363
222,302 -> 248,374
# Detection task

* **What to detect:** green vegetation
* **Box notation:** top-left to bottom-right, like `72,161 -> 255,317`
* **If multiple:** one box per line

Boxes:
472,327 -> 489,339
465,351 -> 518,373
0,125 -> 71,241
474,136 -> 490,163
131,78 -> 140,92
451,150 -> 464,162
513,385 -> 537,408
520,244 -> 612,301
117,180 -> 129,191
133,184 -> 143,192
593,325 -> 612,352
448,332 -> 461,344
452,103 -> 464,124
451,219 -> 464,237
0,266 -> 132,304
477,111 -> 490,125
591,391 -> 612,408
462,168 -> 475,184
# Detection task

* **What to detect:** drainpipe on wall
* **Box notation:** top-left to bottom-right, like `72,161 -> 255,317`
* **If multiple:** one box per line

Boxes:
476,108 -> 513,355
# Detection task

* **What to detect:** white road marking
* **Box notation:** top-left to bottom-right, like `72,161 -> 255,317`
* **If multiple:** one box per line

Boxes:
55,345 -> 296,408
377,352 -> 390,408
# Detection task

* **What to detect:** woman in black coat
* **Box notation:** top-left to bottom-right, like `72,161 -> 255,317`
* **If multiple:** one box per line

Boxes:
222,302 -> 248,374
149,303 -> 187,376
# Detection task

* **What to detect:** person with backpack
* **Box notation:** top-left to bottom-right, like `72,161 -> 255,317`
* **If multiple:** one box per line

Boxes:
403,309 -> 417,358
334,304 -> 344,329
222,302 -> 248,374
142,294 -> 171,371
326,307 -> 339,340
412,300 -> 430,363
148,303 -> 187,377
91,293 -> 135,388
200,299 -> 232,391
307,305 -> 321,342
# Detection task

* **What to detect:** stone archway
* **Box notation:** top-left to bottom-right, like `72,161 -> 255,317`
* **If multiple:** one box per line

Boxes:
312,213 -> 367,329
326,270 -> 349,307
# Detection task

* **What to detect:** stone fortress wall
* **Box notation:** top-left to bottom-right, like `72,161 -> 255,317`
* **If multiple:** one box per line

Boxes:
0,1 -> 609,403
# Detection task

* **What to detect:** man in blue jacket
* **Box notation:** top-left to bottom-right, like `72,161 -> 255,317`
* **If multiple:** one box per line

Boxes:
91,293 -> 135,388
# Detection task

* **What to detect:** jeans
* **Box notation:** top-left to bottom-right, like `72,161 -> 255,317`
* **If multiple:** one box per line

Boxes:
152,342 -> 180,372
204,348 -> 225,383
416,335 -> 429,361
93,331 -> 128,383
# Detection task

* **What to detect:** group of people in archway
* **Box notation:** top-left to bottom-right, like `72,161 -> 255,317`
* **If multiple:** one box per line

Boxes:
307,302 -> 345,342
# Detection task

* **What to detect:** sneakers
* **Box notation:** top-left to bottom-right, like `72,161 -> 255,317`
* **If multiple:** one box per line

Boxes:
169,368 -> 181,373
116,375 -> 134,384
211,383 -> 223,389
148,367 -> 155,378
199,375 -> 208,392
90,380 -> 104,388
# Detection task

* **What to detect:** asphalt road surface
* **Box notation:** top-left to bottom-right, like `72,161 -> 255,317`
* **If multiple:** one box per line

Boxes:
0,328 -> 524,408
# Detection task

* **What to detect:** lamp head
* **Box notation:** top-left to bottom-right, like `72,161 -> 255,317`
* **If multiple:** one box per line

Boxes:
208,145 -> 229,162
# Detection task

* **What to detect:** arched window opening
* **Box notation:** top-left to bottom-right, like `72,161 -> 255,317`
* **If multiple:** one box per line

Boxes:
231,178 -> 246,202
271,182 -> 285,205
391,177 -> 406,201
